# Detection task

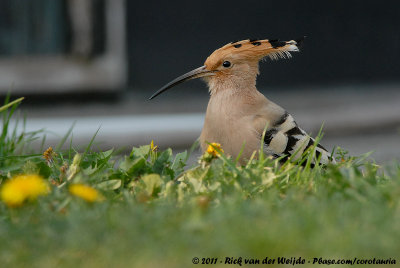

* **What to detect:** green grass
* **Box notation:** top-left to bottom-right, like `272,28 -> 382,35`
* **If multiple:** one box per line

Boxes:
1,97 -> 399,268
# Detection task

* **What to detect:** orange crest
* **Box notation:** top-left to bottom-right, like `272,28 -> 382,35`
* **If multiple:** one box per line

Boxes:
205,38 -> 304,70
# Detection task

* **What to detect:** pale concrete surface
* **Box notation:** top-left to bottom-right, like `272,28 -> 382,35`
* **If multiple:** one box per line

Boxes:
11,83 -> 400,164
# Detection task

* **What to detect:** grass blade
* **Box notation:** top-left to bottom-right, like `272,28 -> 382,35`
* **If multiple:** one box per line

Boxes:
55,122 -> 76,151
0,97 -> 24,113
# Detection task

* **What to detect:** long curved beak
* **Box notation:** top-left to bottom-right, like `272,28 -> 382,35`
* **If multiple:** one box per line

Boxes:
149,66 -> 214,100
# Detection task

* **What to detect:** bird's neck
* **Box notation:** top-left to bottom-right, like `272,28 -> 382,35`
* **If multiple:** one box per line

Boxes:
206,78 -> 267,118
207,75 -> 258,98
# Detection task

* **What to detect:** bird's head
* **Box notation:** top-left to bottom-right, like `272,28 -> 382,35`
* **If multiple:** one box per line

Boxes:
149,37 -> 304,99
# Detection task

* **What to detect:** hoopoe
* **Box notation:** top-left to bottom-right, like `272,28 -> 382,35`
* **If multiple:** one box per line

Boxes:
150,38 -> 336,165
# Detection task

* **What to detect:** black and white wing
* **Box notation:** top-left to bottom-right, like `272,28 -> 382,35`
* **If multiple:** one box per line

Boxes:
263,111 -> 335,165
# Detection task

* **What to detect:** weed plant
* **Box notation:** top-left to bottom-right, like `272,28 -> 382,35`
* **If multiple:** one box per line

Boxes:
0,97 -> 399,267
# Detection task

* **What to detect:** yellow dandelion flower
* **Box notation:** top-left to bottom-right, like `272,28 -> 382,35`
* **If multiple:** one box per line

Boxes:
69,184 -> 103,202
150,140 -> 158,152
206,143 -> 224,157
0,174 -> 49,207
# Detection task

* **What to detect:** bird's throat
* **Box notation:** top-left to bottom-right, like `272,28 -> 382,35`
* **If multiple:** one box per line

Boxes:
207,75 -> 257,97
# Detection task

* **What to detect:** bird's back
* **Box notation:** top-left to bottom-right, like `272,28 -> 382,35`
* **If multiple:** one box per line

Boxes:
261,106 -> 335,166
200,88 -> 335,165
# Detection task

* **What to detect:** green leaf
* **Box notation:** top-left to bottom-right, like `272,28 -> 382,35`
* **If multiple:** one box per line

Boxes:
120,156 -> 135,172
97,179 -> 122,190
100,149 -> 114,159
96,149 -> 115,168
131,145 -> 151,159
153,149 -> 172,174
37,161 -> 52,178
188,177 -> 204,193
83,165 -> 98,176
172,151 -> 187,175
120,156 -> 147,176
142,174 -> 163,196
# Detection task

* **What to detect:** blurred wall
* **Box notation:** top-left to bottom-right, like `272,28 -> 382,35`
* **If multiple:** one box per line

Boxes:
127,0 -> 400,89
0,0 -> 126,96
0,0 -> 399,96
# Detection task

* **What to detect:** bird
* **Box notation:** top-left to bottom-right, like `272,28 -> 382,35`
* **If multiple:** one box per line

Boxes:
150,37 -> 335,166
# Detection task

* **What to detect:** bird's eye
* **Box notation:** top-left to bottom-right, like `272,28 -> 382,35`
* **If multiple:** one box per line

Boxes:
222,61 -> 231,68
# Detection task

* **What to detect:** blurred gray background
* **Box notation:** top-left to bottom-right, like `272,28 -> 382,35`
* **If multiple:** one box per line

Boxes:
0,0 -> 399,164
